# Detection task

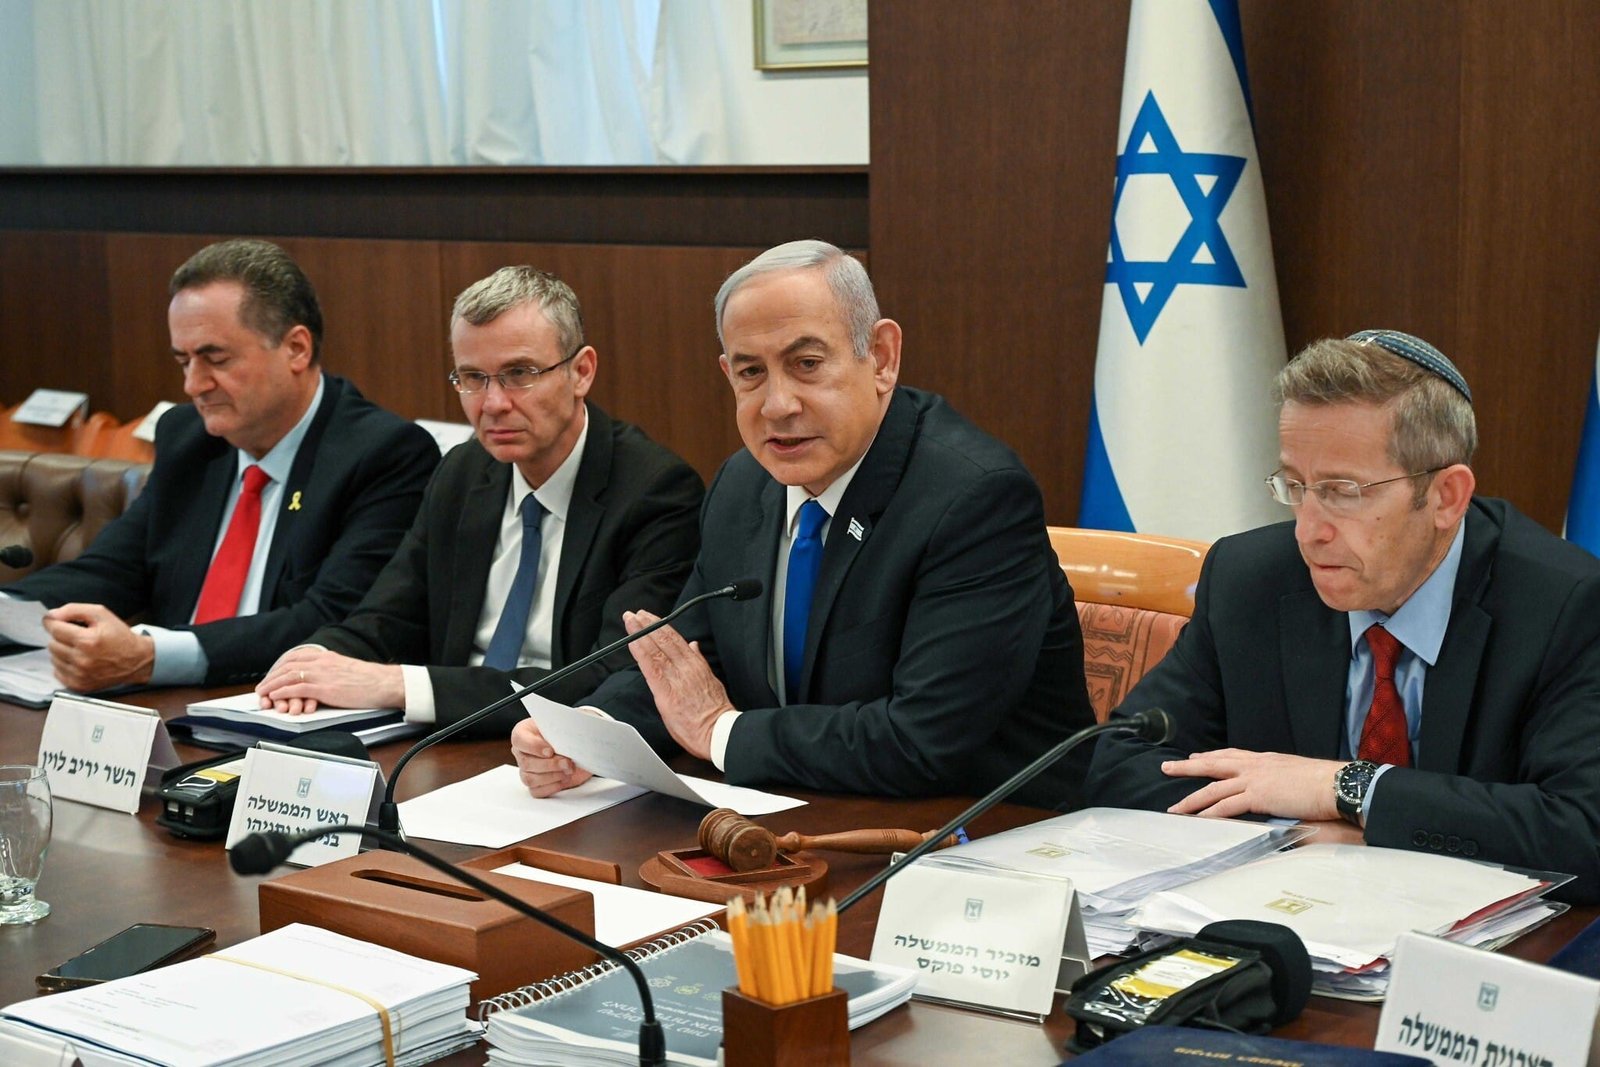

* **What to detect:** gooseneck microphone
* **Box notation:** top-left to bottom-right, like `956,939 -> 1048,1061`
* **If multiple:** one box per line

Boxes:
0,544 -> 34,568
231,823 -> 666,1067
377,579 -> 763,836
837,708 -> 1175,913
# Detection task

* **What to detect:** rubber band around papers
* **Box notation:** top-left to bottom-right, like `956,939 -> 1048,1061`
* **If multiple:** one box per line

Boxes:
208,952 -> 398,1067
477,916 -> 721,1021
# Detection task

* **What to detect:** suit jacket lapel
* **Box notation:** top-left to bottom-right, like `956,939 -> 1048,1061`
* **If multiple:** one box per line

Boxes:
1419,507 -> 1495,773
260,375 -> 340,603
1279,588 -> 1348,759
731,476 -> 784,706
551,404 -> 610,667
797,389 -> 916,699
443,451 -> 509,662
171,443 -> 239,612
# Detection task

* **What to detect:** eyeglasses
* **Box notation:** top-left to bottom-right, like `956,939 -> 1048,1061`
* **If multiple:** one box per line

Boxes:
448,345 -> 582,394
1264,468 -> 1445,512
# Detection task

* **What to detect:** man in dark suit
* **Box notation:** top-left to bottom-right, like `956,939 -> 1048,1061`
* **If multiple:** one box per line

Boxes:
255,267 -> 702,736
6,239 -> 438,689
510,240 -> 1095,805
1087,331 -> 1600,902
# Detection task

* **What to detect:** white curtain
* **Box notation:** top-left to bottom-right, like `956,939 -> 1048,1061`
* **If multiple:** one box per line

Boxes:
1,0 -> 864,166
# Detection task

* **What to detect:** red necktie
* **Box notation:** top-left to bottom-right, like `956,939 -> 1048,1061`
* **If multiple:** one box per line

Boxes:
1358,624 -> 1412,767
193,465 -> 271,624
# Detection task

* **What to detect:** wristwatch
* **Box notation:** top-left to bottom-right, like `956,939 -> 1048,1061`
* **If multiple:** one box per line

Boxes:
1334,759 -> 1379,826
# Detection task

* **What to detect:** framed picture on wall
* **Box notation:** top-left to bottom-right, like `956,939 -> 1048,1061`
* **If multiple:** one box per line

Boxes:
754,0 -> 868,71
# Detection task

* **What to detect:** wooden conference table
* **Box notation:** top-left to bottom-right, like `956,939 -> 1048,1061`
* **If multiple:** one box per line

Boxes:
1,687 -> 1591,1064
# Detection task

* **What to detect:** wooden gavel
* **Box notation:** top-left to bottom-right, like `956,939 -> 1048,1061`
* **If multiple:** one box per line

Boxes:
698,807 -> 962,873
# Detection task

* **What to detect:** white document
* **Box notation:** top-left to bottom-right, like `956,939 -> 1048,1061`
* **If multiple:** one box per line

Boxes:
396,764 -> 647,847
1378,931 -> 1600,1066
0,923 -> 478,1067
492,861 -> 722,947
0,598 -> 49,647
0,649 -> 62,706
523,692 -> 805,815
1131,843 -> 1548,970
132,400 -> 176,441
188,689 -> 399,729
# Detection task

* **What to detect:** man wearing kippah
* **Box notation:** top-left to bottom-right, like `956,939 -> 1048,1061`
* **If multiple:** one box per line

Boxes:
1087,330 -> 1600,903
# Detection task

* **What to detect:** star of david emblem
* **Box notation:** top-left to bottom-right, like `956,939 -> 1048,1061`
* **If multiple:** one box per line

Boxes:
1106,91 -> 1248,344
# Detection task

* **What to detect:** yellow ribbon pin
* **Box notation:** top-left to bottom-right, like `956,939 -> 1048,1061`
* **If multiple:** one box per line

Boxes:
288,491 -> 303,511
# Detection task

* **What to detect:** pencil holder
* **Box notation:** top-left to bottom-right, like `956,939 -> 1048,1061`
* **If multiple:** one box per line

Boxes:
721,986 -> 849,1067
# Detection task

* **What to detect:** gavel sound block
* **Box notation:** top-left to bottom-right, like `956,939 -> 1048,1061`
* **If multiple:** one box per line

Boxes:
638,809 -> 961,905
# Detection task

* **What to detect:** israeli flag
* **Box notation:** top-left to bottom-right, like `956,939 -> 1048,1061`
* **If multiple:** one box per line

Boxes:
1565,337 -> 1600,557
1080,0 -> 1286,542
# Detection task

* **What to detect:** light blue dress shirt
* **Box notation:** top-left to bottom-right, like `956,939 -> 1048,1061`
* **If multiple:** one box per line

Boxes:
142,375 -> 325,684
1342,522 -> 1466,817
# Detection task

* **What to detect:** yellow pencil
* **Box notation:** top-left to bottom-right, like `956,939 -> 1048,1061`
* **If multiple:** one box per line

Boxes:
728,895 -> 759,998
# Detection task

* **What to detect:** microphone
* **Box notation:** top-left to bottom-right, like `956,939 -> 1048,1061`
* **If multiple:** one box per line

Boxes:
231,823 -> 666,1067
377,578 -> 763,836
837,707 -> 1175,913
0,544 -> 33,568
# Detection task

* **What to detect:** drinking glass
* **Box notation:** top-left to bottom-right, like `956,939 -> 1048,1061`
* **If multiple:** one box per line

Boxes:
0,764 -> 52,924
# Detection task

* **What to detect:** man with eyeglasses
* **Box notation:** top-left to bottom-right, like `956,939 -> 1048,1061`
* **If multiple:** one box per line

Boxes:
255,266 -> 702,736
1087,329 -> 1600,902
4,239 -> 439,690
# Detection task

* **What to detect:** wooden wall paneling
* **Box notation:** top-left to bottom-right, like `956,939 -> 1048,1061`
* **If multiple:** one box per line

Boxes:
102,233 -> 452,425
867,0 -> 1129,523
272,237 -> 452,423
0,232 -> 112,407
104,233 -> 220,420
1242,1 -> 1463,355
0,169 -> 868,249
438,242 -> 757,483
1456,3 -> 1600,528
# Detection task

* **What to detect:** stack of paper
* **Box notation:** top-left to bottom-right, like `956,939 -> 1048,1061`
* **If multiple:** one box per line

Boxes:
1129,844 -> 1566,1000
171,691 -> 424,748
932,807 -> 1308,956
0,923 -> 482,1065
0,647 -> 60,707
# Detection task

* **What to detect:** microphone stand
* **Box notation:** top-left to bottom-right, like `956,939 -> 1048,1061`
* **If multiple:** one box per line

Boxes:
378,580 -> 759,836
837,709 -> 1171,913
233,823 -> 667,1067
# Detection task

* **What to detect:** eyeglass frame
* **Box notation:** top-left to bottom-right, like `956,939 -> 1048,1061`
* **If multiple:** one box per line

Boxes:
1264,467 -> 1447,510
447,343 -> 584,395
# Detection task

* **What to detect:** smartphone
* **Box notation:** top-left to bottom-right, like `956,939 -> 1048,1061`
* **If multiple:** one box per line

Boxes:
36,923 -> 216,992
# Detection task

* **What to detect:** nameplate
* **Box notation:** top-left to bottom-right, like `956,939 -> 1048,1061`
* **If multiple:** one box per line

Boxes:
132,400 -> 176,442
869,856 -> 1087,1018
224,743 -> 383,866
11,389 -> 88,427
1376,931 -> 1600,1067
37,695 -> 179,813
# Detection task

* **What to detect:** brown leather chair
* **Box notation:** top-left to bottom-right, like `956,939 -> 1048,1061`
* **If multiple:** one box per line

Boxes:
1049,527 -> 1209,721
0,451 -> 152,581
81,415 -> 158,463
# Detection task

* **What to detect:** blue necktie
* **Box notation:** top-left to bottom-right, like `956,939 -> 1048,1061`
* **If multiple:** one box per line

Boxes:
783,499 -> 827,701
483,493 -> 545,670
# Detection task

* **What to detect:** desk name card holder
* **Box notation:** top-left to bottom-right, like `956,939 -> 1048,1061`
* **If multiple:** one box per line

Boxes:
1377,931 -> 1600,1067
37,694 -> 178,813
223,742 -> 383,867
11,389 -> 88,427
258,846 -> 606,1006
869,855 -> 1088,1019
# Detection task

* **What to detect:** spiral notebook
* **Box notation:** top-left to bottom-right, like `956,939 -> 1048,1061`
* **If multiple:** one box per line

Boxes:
480,920 -> 916,1067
